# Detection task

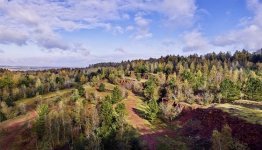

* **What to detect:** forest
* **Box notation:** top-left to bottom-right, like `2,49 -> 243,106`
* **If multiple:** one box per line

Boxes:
0,50 -> 261,150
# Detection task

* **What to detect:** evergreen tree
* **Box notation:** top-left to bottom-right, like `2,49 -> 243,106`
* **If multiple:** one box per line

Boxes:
145,99 -> 159,122
220,79 -> 240,101
245,77 -> 262,101
98,83 -> 106,92
35,104 -> 49,139
111,86 -> 122,103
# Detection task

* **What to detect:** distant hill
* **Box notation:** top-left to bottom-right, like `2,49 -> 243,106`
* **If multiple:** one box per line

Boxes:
0,66 -> 62,71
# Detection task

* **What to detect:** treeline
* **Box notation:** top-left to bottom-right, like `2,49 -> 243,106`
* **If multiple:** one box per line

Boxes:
0,50 -> 261,107
0,68 -> 92,106
89,50 -> 262,102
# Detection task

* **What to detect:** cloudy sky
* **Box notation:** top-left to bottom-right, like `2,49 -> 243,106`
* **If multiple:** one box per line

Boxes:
0,0 -> 262,67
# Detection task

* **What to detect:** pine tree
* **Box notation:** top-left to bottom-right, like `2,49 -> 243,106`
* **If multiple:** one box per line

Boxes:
35,104 -> 49,139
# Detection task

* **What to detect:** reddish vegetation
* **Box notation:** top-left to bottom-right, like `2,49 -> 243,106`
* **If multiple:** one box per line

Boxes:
177,108 -> 262,149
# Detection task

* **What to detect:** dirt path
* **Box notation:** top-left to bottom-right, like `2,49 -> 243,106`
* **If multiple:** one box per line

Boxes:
0,111 -> 37,149
124,92 -> 175,150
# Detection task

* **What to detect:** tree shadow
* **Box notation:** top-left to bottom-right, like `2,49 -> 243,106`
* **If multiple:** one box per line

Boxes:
132,108 -> 148,120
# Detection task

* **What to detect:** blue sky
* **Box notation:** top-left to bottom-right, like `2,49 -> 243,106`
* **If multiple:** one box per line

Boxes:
0,0 -> 261,67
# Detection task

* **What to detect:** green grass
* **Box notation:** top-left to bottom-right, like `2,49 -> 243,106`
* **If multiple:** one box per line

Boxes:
215,103 -> 262,125
84,83 -> 114,98
233,100 -> 262,109
15,89 -> 73,107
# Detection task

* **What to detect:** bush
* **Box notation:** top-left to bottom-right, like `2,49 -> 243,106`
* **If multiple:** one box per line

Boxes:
77,85 -> 85,97
98,83 -> 106,92
0,111 -> 6,122
160,101 -> 182,122
145,99 -> 159,122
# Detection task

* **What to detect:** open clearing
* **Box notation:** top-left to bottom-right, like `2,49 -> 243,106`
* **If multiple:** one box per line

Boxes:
124,91 -> 176,150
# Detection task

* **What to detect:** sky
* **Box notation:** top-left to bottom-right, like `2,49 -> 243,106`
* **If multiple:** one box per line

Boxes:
0,0 -> 262,67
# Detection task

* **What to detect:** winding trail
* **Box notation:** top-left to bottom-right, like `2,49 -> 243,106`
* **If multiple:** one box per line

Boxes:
124,92 -> 176,150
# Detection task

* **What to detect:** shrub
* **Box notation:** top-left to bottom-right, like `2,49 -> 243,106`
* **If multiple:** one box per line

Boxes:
0,111 -> 6,122
98,83 -> 106,92
211,124 -> 248,150
160,101 -> 182,122
145,99 -> 159,122
77,85 -> 85,97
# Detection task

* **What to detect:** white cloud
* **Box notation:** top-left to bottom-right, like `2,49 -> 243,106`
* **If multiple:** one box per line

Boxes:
135,15 -> 150,27
0,26 -> 28,45
159,0 -> 196,26
133,14 -> 152,40
112,26 -> 124,34
162,39 -> 176,47
182,30 -> 211,52
213,0 -> 262,50
120,0 -> 197,27
0,0 -> 123,51
115,48 -> 127,53
134,32 -> 153,40
122,14 -> 130,20
213,25 -> 262,50
126,25 -> 135,31
0,0 -> 198,50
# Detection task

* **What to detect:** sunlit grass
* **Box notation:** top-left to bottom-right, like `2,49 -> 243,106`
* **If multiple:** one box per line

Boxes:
215,103 -> 262,125
15,89 -> 73,106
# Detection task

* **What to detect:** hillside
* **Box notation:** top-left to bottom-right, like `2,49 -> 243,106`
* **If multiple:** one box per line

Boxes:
0,51 -> 262,149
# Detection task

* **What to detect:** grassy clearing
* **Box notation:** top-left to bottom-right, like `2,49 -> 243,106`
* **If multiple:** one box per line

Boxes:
15,89 -> 73,106
215,103 -> 262,125
124,76 -> 148,83
124,92 -> 152,128
104,82 -> 117,90
83,82 -> 115,98
233,100 -> 262,109
125,91 -> 171,130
